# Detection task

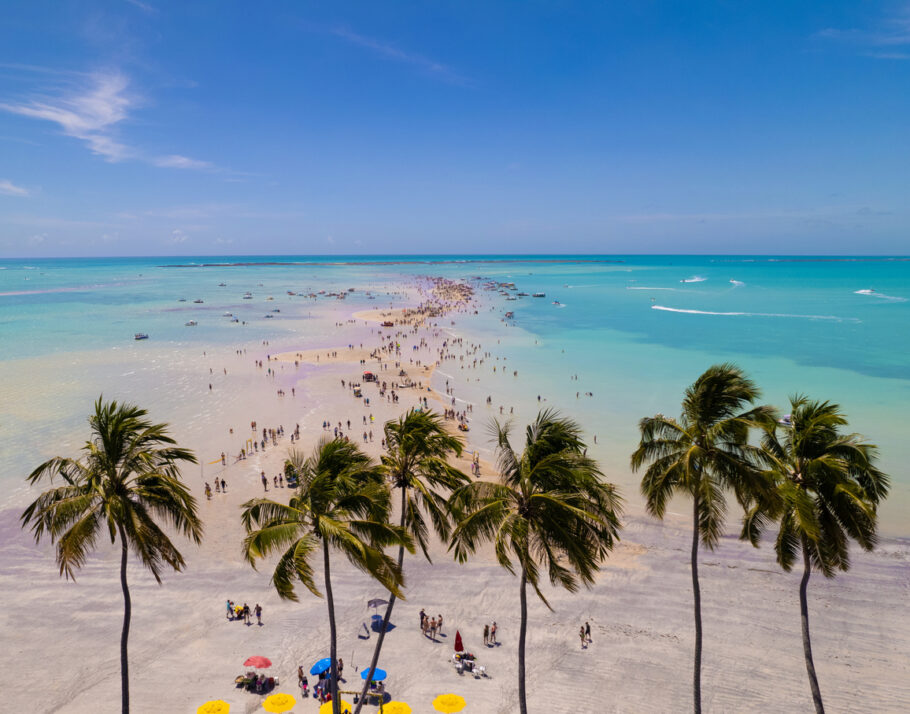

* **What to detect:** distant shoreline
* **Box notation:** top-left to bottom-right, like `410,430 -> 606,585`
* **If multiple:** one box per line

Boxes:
157,258 -> 626,268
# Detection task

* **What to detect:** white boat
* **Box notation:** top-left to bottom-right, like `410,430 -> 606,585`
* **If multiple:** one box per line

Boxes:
532,293 -> 546,298
242,292 -> 253,299
223,312 -> 233,317
134,333 -> 149,340
185,320 -> 197,326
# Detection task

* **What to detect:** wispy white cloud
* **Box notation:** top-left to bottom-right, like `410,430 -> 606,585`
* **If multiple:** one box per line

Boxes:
328,26 -> 469,85
153,154 -> 214,170
818,4 -> 910,57
0,179 -> 29,197
0,71 -> 134,161
0,69 -> 214,169
125,0 -> 157,14
170,228 -> 188,244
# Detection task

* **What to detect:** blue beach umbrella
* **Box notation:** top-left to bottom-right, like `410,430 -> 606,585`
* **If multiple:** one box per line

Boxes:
310,658 -> 332,676
360,667 -> 387,682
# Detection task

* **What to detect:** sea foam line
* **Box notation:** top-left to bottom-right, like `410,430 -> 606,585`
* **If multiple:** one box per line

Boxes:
651,305 -> 859,322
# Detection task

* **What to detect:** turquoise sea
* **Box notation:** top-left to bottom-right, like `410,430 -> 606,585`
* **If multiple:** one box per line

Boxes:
1,255 -> 908,536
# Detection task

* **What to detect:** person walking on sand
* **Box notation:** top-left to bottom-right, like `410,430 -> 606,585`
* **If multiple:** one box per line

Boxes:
580,625 -> 587,649
255,603 -> 262,625
419,608 -> 426,631
243,603 -> 251,625
226,599 -> 233,621
437,613 -> 444,636
261,471 -> 268,491
490,621 -> 497,644
483,624 -> 489,646
337,658 -> 344,681
585,621 -> 592,643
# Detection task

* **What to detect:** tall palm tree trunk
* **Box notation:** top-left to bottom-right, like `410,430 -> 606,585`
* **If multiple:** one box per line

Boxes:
119,525 -> 131,714
518,566 -> 528,714
800,539 -> 825,714
691,492 -> 702,714
353,486 -> 407,714
323,538 -> 340,714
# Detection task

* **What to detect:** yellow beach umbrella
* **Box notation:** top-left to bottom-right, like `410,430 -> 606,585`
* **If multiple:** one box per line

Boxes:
197,701 -> 230,714
433,693 -> 466,713
263,692 -> 296,713
382,702 -> 412,714
319,700 -> 352,714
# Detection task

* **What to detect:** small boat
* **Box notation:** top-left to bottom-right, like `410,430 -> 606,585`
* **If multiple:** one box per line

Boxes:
223,312 -> 233,317
185,320 -> 197,326
266,296 -> 274,301
532,293 -> 546,298
504,311 -> 514,319
134,333 -> 149,340
264,314 -> 274,319
218,282 -> 226,287
517,292 -> 529,297
178,298 -> 187,302
193,299 -> 204,304
552,300 -> 560,305
271,308 -> 280,313
242,292 -> 253,299
287,291 -> 296,296
230,317 -> 239,323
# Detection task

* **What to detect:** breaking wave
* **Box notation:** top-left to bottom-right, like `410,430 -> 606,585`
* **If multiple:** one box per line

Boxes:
651,305 -> 859,322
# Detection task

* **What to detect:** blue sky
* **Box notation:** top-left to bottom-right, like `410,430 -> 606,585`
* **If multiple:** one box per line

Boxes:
1,1 -> 908,256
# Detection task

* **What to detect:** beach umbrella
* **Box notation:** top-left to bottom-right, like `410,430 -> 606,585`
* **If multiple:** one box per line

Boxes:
197,701 -> 230,714
360,667 -> 387,681
319,700 -> 352,714
368,597 -> 389,611
244,656 -> 272,669
381,703 -> 411,714
262,693 -> 296,713
310,657 -> 332,675
433,694 -> 466,713
454,631 -> 464,653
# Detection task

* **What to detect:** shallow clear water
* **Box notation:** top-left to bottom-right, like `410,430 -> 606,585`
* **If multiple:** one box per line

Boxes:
2,255 -> 907,535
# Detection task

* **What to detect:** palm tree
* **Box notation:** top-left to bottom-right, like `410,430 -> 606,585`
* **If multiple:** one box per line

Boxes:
742,397 -> 889,714
450,410 -> 622,714
241,437 -> 413,714
20,397 -> 202,714
630,364 -> 771,714
354,409 -> 468,713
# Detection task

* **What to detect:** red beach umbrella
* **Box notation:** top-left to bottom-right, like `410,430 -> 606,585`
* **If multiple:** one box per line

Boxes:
243,656 -> 272,668
454,631 -> 464,653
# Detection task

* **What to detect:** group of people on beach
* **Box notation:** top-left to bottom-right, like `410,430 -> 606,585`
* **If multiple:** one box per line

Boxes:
419,609 -> 445,641
225,600 -> 263,626
482,621 -> 498,646
297,660 -> 344,704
